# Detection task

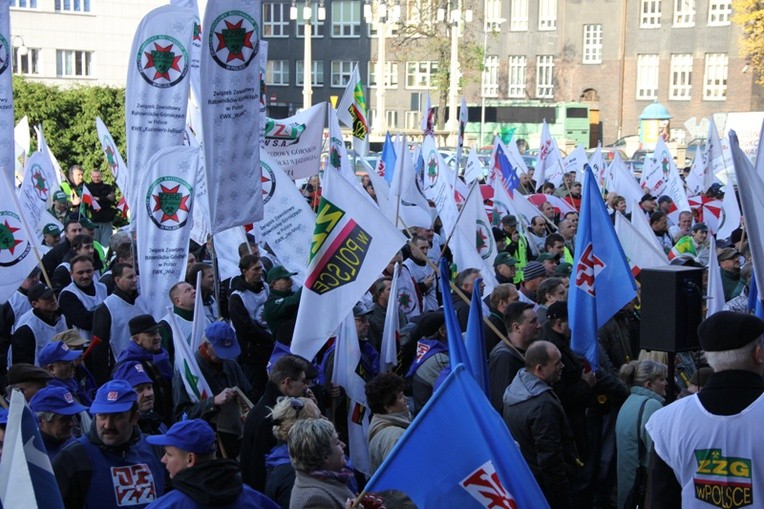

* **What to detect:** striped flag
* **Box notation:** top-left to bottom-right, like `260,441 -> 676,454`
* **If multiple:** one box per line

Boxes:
0,390 -> 65,508
116,196 -> 129,219
80,184 -> 101,211
668,236 -> 697,260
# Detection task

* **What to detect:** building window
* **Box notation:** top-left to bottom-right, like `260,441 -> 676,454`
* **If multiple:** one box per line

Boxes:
582,24 -> 602,64
332,0 -> 361,37
640,0 -> 661,28
703,53 -> 728,101
509,0 -> 528,31
673,0 -> 695,26
55,0 -> 90,12
636,54 -> 659,100
670,53 -> 692,100
386,110 -> 398,129
508,56 -> 526,98
538,0 -> 557,30
405,111 -> 420,129
536,55 -> 554,99
266,60 -> 290,86
12,48 -> 39,75
331,60 -> 357,87
296,60 -> 324,86
263,3 -> 289,37
56,50 -> 92,77
297,9 -> 325,37
10,0 -> 38,7
482,56 -> 499,97
369,61 -> 399,88
485,0 -> 502,30
708,0 -> 731,26
405,61 -> 438,89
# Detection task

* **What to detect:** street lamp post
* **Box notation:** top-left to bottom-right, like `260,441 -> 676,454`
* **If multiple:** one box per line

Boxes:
291,0 -> 325,110
480,17 -> 505,146
443,0 -> 471,144
365,0 -> 400,136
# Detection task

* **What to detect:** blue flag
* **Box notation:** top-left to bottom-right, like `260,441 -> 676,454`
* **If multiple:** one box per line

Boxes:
439,258 -> 472,375
569,165 -> 637,371
495,143 -> 520,196
466,279 -> 490,396
0,390 -> 65,508
748,273 -> 764,320
380,132 -> 397,184
366,364 -> 549,508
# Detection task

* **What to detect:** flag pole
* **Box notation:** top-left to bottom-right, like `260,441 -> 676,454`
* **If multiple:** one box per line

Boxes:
1,169 -> 53,288
396,215 -> 516,354
436,179 -> 480,261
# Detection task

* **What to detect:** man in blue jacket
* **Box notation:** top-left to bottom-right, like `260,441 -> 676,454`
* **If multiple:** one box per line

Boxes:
146,419 -> 278,508
53,379 -> 165,509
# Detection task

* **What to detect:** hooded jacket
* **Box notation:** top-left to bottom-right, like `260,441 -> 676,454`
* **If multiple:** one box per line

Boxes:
503,368 -> 577,509
146,459 -> 278,508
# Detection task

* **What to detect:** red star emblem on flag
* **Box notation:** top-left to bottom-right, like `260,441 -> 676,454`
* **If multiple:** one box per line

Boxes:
152,184 -> 190,223
144,43 -> 182,81
215,19 -> 255,63
0,220 -> 23,256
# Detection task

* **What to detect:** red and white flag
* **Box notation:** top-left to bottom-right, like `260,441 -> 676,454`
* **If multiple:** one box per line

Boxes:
80,184 -> 101,211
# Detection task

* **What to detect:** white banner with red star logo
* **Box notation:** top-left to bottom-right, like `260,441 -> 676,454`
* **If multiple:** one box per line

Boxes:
16,152 -> 57,236
135,145 -> 201,319
96,117 -> 131,211
254,153 -> 315,282
126,5 -> 195,213
0,160 -> 38,304
201,0 -> 263,234
0,0 -> 14,186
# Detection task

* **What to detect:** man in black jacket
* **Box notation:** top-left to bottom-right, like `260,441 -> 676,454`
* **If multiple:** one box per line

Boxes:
503,340 -> 578,509
85,170 -> 116,247
240,354 -> 315,491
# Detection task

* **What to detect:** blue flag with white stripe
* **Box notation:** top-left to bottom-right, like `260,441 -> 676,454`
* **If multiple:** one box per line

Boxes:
0,390 -> 65,508
570,165 -> 637,371
365,364 -> 549,508
494,143 -> 520,196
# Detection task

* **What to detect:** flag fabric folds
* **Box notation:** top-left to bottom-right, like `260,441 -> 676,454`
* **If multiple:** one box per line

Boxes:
80,184 -> 102,211
0,390 -> 65,508
291,165 -> 407,363
365,364 -> 549,509
96,117 -> 131,210
439,258 -> 471,373
201,0 -> 263,234
336,65 -> 369,156
168,305 -> 213,403
570,166 -> 637,371
465,279 -> 489,396
0,0 -> 15,185
731,129 -> 764,300
380,262 -> 401,372
706,236 -> 725,317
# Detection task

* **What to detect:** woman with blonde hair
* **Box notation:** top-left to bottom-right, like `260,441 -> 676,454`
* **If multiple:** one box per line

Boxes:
264,396 -> 321,509
614,360 -> 667,509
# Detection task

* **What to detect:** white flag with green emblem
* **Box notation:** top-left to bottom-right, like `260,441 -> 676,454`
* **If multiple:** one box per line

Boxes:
291,167 -> 407,362
201,0 -> 263,234
336,65 -> 369,156
0,0 -> 14,185
456,180 -> 498,294
135,146 -> 201,319
126,5 -> 195,209
96,117 -> 131,210
0,167 -> 38,303
261,103 -> 325,180
16,152 -> 57,235
168,304 -> 212,404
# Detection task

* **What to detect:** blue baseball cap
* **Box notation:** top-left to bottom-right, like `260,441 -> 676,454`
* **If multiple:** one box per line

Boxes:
204,322 -> 240,360
29,386 -> 88,415
38,341 -> 80,367
112,361 -> 152,388
146,419 -> 217,455
90,379 -> 137,414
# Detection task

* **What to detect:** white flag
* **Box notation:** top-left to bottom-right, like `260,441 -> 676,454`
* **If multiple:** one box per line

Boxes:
614,212 -> 667,272
456,181 -> 498,294
336,65 -> 369,156
0,0 -> 14,185
96,117 -> 132,210
262,103 -> 326,180
380,263 -> 400,372
463,150 -> 484,184
168,305 -> 213,403
706,236 -> 725,316
327,107 -> 372,202
291,166 -> 407,362
201,0 -> 263,234
255,153 -> 316,281
563,145 -> 587,183
608,156 -> 644,214
16,152 -> 57,233
587,144 -> 607,192
421,135 -> 459,234
135,146 -> 201,319
535,120 -> 564,188
0,170 -> 39,303
14,116 -> 29,180
630,200 -> 667,254
126,5 -> 195,209
386,134 -> 432,229
213,226 -> 248,282
34,125 -> 64,190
